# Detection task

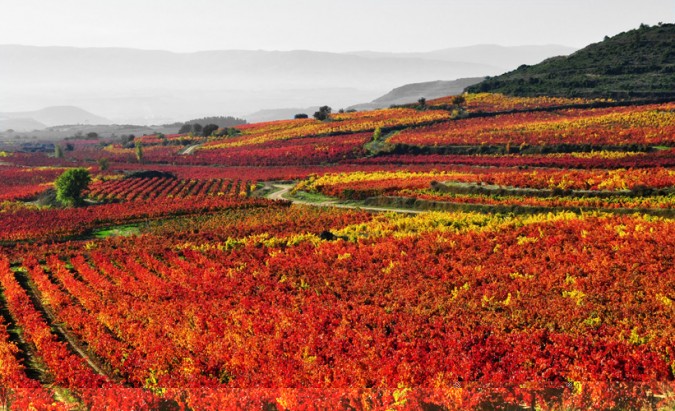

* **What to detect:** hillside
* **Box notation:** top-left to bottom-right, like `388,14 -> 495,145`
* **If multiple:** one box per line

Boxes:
349,78 -> 485,111
246,78 -> 486,121
466,23 -> 675,98
0,106 -> 110,131
0,118 -> 47,132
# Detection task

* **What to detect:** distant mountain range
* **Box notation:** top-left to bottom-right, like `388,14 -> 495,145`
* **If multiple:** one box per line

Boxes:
467,23 -> 675,98
0,106 -> 110,132
0,44 -> 574,125
347,45 -> 576,70
245,77 -> 488,122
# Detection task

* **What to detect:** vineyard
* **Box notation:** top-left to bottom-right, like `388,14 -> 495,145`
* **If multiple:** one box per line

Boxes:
0,93 -> 673,410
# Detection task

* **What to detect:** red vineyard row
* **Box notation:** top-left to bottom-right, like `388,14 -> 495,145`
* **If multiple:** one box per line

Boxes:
0,211 -> 672,409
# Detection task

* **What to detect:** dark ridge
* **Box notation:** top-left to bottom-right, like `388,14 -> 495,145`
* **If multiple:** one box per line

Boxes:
466,23 -> 675,98
123,170 -> 177,179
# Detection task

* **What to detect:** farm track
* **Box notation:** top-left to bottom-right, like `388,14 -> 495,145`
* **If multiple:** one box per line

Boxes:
266,183 -> 675,218
266,184 -> 422,214
178,144 -> 202,155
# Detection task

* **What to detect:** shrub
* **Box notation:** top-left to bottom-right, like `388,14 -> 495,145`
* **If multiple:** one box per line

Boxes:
313,106 -> 332,121
202,124 -> 219,137
55,168 -> 91,206
135,142 -> 143,163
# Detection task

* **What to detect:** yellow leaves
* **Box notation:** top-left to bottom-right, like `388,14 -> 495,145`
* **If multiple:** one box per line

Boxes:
547,175 -> 573,190
481,294 -> 494,307
300,170 -> 465,193
519,211 -> 582,226
562,289 -> 586,306
583,313 -> 602,328
614,224 -> 628,238
567,150 -> 645,159
562,274 -> 586,305
596,169 -> 629,191
481,292 -> 512,308
181,357 -> 198,376
627,327 -> 649,345
389,383 -> 412,409
501,292 -> 512,307
337,252 -> 352,261
516,236 -> 539,245
301,346 -> 316,364
381,261 -> 398,275
286,233 -> 321,247
177,231 -> 324,252
570,380 -> 583,396
656,293 -> 672,307
451,283 -> 470,300
510,272 -> 534,280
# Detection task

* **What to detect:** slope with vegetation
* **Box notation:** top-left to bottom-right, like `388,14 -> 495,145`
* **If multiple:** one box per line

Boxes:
467,23 -> 675,98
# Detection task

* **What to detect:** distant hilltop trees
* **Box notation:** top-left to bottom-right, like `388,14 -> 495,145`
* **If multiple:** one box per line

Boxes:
175,116 -> 246,132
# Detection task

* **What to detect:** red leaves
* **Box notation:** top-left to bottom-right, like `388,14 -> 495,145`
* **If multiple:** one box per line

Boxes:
0,195 -> 282,242
0,211 -> 673,409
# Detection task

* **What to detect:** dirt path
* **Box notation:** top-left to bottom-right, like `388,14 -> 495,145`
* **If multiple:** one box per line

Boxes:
179,144 -> 202,155
267,184 -> 423,214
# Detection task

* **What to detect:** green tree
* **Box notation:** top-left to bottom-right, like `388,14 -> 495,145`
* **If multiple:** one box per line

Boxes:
373,127 -> 382,140
452,95 -> 466,106
178,123 -> 192,134
202,124 -> 219,137
313,106 -> 332,121
135,141 -> 143,163
55,168 -> 91,206
54,144 -> 64,158
97,157 -> 110,171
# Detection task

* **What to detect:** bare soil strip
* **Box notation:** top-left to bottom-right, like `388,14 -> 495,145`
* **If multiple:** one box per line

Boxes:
266,184 -> 422,214
265,182 -> 674,218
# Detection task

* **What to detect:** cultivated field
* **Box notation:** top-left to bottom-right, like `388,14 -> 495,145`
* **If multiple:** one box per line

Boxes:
0,93 -> 673,410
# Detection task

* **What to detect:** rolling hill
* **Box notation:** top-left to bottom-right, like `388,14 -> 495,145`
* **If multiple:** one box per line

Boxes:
348,78 -> 485,111
0,106 -> 110,131
466,23 -> 675,98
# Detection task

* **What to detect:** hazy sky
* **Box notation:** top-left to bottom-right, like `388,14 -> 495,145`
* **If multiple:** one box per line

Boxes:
1,0 -> 672,52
